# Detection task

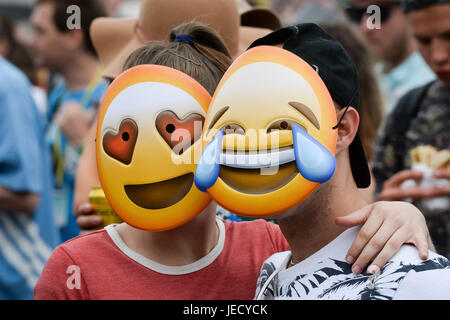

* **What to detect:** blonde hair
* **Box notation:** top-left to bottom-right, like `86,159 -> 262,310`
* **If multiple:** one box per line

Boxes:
123,22 -> 233,95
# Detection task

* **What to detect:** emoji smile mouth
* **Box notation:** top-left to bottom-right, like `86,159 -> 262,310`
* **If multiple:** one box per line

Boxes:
125,173 -> 193,209
219,147 -> 298,194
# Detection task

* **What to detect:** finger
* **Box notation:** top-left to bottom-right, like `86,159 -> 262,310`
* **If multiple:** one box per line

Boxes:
409,232 -> 430,260
384,170 -> 423,188
335,204 -> 373,227
74,202 -> 95,217
433,169 -> 450,179
379,187 -> 434,201
345,212 -> 383,267
417,235 -> 430,260
63,101 -> 83,111
53,112 -> 64,126
352,221 -> 399,274
366,227 -> 407,274
76,215 -> 103,230
427,185 -> 450,198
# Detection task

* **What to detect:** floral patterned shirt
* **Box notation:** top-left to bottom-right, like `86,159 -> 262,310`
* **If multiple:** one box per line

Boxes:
255,227 -> 450,300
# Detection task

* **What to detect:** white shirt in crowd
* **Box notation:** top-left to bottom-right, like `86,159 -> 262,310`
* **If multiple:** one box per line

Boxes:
255,227 -> 450,300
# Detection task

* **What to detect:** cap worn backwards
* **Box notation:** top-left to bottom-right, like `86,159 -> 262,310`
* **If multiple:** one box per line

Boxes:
249,23 -> 360,112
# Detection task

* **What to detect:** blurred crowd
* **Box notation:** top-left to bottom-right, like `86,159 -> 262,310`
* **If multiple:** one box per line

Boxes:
0,0 -> 448,300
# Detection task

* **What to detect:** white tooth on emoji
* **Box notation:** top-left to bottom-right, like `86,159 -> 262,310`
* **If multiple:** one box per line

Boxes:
220,147 -> 295,169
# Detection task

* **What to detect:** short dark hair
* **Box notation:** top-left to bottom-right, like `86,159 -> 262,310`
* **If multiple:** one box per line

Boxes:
36,0 -> 107,56
402,0 -> 450,12
0,12 -> 13,44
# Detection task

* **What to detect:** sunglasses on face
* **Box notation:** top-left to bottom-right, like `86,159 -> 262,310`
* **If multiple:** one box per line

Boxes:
345,2 -> 401,24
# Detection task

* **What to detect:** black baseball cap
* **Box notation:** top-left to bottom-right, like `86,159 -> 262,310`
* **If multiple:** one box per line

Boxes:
248,23 -> 371,188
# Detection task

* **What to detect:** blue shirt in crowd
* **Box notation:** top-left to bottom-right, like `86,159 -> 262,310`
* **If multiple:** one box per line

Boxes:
378,51 -> 436,113
0,57 -> 60,300
46,74 -> 108,242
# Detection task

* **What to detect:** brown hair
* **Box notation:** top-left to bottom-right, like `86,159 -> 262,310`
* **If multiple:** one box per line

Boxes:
0,12 -> 13,45
123,22 -> 233,95
36,0 -> 107,56
320,21 -> 384,161
0,13 -> 38,84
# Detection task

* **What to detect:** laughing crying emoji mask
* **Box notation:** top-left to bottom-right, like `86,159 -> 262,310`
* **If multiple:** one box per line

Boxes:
194,46 -> 338,217
97,65 -> 212,231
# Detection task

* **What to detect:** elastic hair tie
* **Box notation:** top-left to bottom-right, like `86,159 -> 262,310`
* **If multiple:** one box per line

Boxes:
174,34 -> 194,45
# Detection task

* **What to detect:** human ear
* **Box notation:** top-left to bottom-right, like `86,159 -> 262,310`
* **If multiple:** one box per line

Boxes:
335,107 -> 360,155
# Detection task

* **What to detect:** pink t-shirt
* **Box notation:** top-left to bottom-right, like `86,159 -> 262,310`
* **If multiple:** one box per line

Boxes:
34,218 -> 289,300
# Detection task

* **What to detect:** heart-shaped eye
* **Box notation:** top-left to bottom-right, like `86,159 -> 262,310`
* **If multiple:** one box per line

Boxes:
103,118 -> 138,165
156,111 -> 204,155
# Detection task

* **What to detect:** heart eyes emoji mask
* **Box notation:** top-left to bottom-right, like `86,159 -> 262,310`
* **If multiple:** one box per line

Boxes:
194,46 -> 338,217
97,65 -> 212,231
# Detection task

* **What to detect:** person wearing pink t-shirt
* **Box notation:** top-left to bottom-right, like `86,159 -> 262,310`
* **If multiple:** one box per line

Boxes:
36,216 -> 288,299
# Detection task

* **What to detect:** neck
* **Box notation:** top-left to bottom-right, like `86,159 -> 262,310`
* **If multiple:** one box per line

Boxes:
116,201 -> 219,266
277,165 -> 367,264
60,51 -> 100,91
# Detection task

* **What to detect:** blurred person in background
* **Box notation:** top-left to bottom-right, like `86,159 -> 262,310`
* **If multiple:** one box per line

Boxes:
29,0 -> 108,242
0,56 -> 59,300
372,0 -> 450,258
320,21 -> 384,203
237,0 -> 281,30
345,0 -> 436,113
0,13 -> 47,117
271,0 -> 345,26
101,0 -> 124,17
237,0 -> 281,54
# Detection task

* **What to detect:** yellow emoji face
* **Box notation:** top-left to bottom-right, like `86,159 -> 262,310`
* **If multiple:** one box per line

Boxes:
97,65 -> 212,231
195,46 -> 337,217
